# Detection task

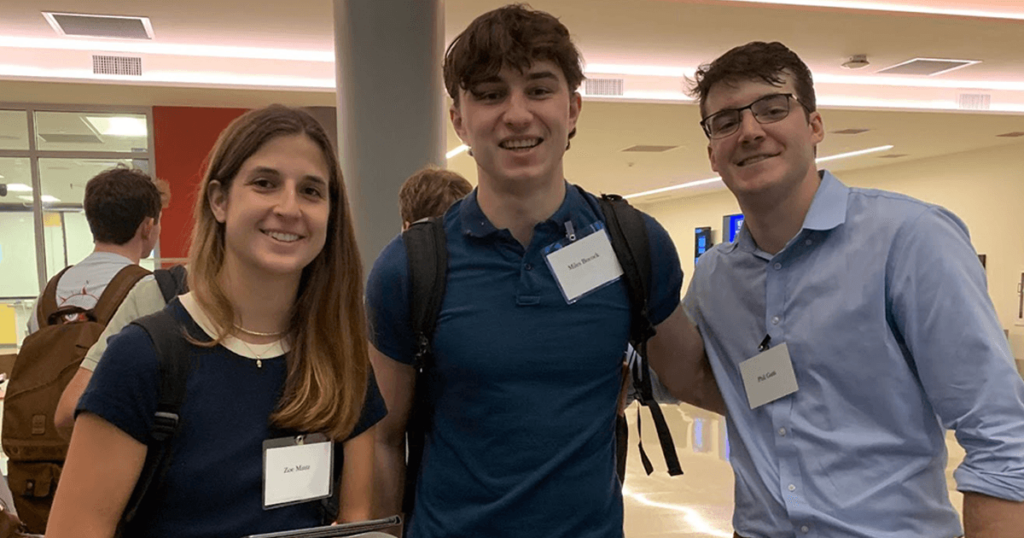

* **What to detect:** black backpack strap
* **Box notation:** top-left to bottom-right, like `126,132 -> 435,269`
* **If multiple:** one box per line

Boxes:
153,265 -> 189,303
120,309 -> 192,527
594,188 -> 683,478
399,217 -> 447,519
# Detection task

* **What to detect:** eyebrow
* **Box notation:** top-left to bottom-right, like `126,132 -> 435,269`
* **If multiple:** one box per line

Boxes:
250,166 -> 328,187
526,71 -> 559,82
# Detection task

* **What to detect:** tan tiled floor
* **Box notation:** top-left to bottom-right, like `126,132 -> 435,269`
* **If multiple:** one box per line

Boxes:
621,403 -> 965,537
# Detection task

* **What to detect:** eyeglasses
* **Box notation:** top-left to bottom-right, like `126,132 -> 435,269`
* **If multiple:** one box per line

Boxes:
700,93 -> 807,139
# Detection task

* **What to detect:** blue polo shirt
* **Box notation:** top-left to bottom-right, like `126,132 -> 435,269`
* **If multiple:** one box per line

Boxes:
367,184 -> 682,538
685,171 -> 1024,538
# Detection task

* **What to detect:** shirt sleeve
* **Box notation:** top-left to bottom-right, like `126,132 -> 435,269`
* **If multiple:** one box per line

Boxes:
76,324 -> 161,445
81,279 -> 166,372
365,234 -> 416,365
642,213 -> 684,326
346,368 -> 388,440
888,206 -> 1024,501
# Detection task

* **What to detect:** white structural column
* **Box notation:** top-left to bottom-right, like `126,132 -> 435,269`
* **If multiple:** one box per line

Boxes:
333,0 -> 446,273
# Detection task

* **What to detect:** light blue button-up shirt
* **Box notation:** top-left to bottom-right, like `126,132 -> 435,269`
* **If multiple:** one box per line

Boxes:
685,171 -> 1024,538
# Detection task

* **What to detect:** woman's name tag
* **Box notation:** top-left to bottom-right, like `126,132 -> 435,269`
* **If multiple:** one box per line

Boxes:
262,433 -> 333,509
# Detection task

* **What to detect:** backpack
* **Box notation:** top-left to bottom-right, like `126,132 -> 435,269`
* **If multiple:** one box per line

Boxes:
400,187 -> 683,517
2,264 -> 151,533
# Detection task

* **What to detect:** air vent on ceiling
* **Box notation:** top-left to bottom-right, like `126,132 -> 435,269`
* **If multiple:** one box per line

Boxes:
831,128 -> 871,135
622,145 -> 678,153
878,154 -> 908,159
585,78 -> 624,96
996,131 -> 1024,138
38,133 -> 104,144
958,93 -> 991,111
43,12 -> 154,39
878,58 -> 979,76
93,55 -> 143,76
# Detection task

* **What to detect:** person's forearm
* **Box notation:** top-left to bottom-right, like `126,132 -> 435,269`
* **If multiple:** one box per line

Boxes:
646,307 -> 726,414
964,491 -> 1024,537
374,440 -> 407,518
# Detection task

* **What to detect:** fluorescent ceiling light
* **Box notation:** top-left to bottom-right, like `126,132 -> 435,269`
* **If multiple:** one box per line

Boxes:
714,0 -> 1024,21
446,144 -> 469,159
85,116 -> 147,137
6,183 -> 32,192
0,35 -> 333,62
625,145 -> 893,200
19,195 -> 61,203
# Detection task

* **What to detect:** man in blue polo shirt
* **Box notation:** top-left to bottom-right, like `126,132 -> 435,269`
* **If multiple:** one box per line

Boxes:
659,41 -> 1024,537
366,5 -> 719,537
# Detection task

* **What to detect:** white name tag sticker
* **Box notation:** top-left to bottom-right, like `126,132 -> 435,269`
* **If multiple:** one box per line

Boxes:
739,343 -> 799,409
545,228 -> 624,303
262,434 -> 333,509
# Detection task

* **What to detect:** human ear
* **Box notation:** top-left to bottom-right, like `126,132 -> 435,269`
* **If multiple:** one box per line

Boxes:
208,180 -> 228,223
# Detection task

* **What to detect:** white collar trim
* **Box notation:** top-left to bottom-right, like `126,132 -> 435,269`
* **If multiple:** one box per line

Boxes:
178,292 -> 290,359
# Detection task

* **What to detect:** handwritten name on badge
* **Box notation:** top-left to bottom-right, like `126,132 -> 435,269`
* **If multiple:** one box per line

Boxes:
567,252 -> 600,270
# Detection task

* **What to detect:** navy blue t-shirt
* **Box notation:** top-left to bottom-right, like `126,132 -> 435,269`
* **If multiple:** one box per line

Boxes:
367,184 -> 683,538
77,298 -> 387,538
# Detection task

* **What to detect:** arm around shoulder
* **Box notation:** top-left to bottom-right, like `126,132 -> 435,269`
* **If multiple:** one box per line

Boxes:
646,304 -> 725,414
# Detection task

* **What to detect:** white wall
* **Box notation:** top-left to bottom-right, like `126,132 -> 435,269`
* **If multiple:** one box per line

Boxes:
639,140 -> 1024,359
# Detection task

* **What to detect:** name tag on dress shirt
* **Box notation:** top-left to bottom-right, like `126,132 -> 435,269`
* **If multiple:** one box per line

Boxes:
544,226 -> 624,304
262,433 -> 333,509
739,343 -> 799,409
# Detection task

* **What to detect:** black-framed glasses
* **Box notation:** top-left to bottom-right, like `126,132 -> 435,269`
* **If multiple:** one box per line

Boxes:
700,93 -> 806,139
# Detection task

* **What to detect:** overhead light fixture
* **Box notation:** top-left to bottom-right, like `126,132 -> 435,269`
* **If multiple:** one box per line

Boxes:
712,0 -> 1024,21
19,195 -> 61,203
624,145 -> 894,200
6,183 -> 32,192
84,115 -> 147,137
446,144 -> 469,159
0,35 -> 333,62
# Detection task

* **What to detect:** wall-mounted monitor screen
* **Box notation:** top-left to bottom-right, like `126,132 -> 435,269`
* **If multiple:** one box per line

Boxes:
694,226 -> 712,264
722,213 -> 745,243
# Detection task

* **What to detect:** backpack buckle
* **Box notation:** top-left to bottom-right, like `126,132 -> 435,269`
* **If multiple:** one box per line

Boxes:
151,411 -> 180,442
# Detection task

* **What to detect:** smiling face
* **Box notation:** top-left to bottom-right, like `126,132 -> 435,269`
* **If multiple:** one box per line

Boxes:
450,59 -> 582,192
209,133 -> 331,281
705,73 -> 824,206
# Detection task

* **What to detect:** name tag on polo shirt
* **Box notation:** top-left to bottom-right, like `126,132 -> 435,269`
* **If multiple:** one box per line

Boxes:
262,433 -> 333,509
739,343 -> 799,409
544,222 -> 624,304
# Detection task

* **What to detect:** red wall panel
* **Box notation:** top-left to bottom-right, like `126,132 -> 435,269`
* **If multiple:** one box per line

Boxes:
153,106 -> 248,261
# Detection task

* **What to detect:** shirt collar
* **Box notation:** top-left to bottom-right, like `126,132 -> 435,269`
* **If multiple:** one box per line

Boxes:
459,181 -> 592,239
802,169 -> 849,231
733,169 -> 848,254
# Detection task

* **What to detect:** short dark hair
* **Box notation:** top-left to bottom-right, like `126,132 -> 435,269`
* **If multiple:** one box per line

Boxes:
399,167 -> 473,224
84,166 -> 162,245
690,41 -> 816,119
443,4 -> 585,110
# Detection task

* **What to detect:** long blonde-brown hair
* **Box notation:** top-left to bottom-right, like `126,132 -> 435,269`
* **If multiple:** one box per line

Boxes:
187,105 -> 368,440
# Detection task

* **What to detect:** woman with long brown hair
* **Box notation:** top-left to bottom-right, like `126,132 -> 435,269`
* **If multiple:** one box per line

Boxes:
47,105 -> 384,538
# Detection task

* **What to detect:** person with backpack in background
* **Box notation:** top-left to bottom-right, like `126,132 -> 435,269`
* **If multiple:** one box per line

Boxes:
45,105 -> 386,538
366,6 -> 722,537
1,166 -> 164,533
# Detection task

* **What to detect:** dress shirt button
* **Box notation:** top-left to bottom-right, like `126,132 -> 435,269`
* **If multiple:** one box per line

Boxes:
805,239 -> 813,246
773,262 -> 782,270
525,263 -> 533,271
778,428 -> 786,436
771,316 -> 780,325
788,484 -> 796,491
801,526 -> 809,533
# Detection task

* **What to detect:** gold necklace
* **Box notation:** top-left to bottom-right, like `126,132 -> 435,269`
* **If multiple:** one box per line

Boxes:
233,324 -> 287,338
234,338 -> 280,369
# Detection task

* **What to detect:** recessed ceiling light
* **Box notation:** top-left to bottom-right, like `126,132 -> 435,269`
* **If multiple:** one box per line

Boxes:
832,128 -> 871,135
42,12 -> 154,40
622,145 -> 678,153
878,58 -> 981,77
84,116 -> 147,137
996,131 -> 1024,138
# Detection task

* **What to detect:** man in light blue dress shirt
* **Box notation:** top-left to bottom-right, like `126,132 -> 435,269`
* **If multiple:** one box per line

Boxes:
653,41 -> 1024,537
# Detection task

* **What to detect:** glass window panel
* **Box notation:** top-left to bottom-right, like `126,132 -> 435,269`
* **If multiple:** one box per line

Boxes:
34,111 -> 149,153
0,157 -> 33,210
0,211 -> 40,300
0,110 -> 30,151
38,158 -> 149,279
